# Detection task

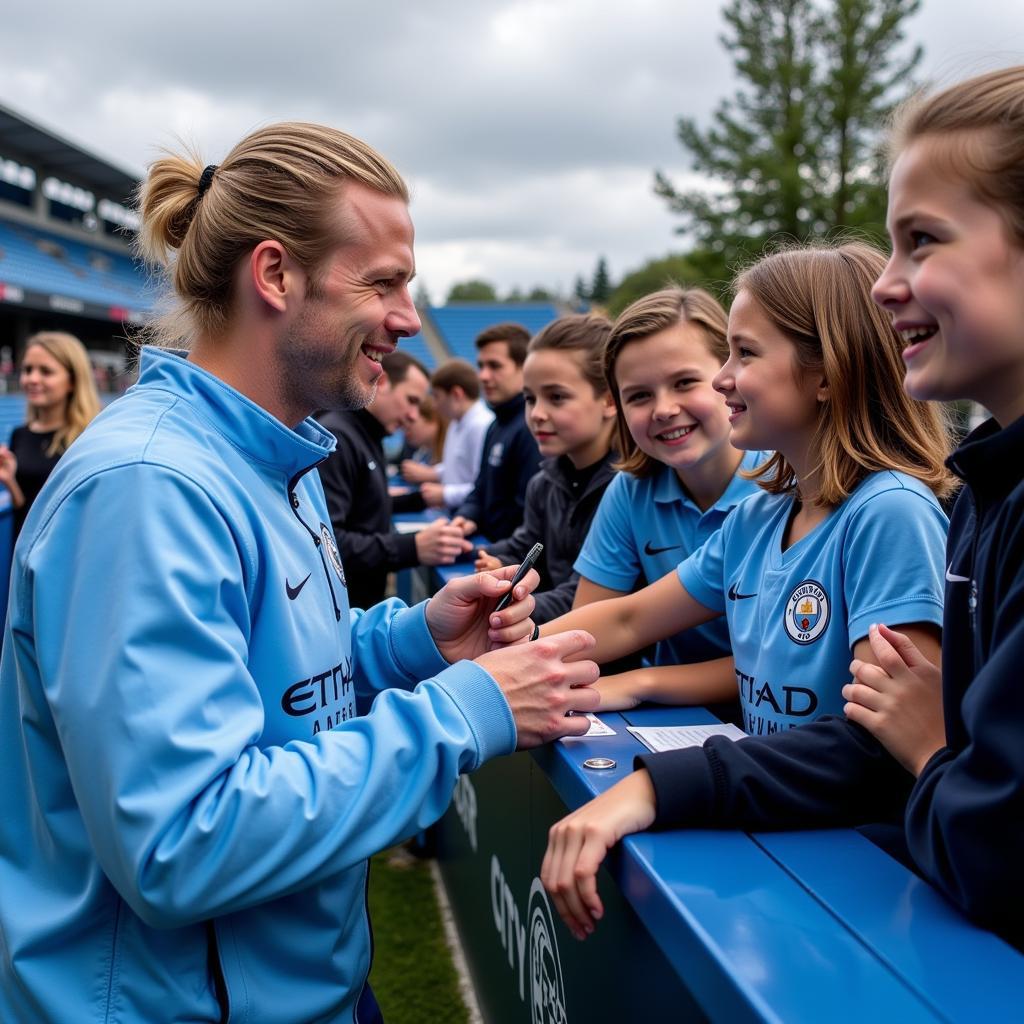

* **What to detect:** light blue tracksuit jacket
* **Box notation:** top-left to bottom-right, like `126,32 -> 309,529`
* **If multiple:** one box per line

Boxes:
0,347 -> 516,1023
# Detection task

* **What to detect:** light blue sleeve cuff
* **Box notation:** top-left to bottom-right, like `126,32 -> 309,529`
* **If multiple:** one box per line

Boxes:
429,660 -> 518,768
677,557 -> 726,613
847,597 -> 943,648
388,601 -> 451,683
573,550 -> 638,591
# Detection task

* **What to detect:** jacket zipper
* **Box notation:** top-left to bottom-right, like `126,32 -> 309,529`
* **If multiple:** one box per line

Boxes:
207,920 -> 231,1022
355,860 -> 375,1024
287,462 -> 342,622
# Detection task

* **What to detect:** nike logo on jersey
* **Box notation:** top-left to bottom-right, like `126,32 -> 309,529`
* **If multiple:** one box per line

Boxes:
286,573 -> 312,600
644,541 -> 681,556
728,582 -> 757,600
945,565 -> 970,583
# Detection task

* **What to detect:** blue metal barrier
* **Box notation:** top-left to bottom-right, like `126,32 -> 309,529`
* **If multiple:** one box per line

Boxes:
390,506 -> 1024,1023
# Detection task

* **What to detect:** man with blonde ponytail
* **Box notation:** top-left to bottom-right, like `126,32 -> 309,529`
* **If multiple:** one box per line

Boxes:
0,123 -> 599,1024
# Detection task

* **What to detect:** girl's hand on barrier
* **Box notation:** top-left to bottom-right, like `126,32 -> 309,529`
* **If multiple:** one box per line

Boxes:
541,769 -> 657,940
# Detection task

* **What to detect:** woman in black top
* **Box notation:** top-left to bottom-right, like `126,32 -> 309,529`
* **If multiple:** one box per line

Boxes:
0,332 -> 101,538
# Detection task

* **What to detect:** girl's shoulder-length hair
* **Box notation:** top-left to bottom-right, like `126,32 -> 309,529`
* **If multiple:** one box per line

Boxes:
735,241 -> 957,506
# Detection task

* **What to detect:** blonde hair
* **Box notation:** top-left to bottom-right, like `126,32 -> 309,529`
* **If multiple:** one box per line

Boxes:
135,122 -> 409,344
23,332 -> 102,456
889,65 -> 1024,245
605,286 -> 729,478
735,242 -> 956,506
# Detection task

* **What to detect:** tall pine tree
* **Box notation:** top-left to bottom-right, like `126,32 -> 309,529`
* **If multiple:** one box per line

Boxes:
655,0 -> 920,264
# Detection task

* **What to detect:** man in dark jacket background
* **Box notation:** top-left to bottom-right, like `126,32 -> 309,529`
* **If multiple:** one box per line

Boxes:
318,350 -> 470,609
452,323 -> 541,544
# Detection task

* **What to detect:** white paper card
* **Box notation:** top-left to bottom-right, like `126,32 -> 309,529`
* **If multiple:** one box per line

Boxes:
561,713 -> 616,740
394,520 -> 429,534
627,723 -> 745,753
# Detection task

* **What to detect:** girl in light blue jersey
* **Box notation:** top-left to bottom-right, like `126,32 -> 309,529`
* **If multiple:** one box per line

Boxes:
540,241 -> 957,939
572,286 -> 766,711
555,243 -> 954,731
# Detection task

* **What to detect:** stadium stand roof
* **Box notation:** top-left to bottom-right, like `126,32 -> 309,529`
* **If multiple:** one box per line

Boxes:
426,302 -> 560,363
0,102 -> 139,202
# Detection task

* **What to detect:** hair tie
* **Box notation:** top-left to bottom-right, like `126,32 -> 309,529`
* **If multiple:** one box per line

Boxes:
197,164 -> 218,199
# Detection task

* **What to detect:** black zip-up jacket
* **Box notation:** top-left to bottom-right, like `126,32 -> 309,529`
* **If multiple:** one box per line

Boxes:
903,415 -> 1024,950
481,452 -> 618,623
455,394 -> 541,543
637,418 -> 1024,952
316,408 -> 419,610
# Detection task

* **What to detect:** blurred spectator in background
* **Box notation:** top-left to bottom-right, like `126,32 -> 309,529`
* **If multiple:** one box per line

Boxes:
318,350 -> 471,609
399,392 -> 446,466
401,358 -> 494,510
452,324 -> 541,542
0,331 -> 101,539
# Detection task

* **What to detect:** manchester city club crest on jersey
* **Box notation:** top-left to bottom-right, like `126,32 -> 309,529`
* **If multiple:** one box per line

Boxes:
320,523 -> 347,588
784,579 -> 830,644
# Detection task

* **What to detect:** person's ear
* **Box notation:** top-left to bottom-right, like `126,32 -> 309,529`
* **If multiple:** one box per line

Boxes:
601,391 -> 618,419
816,376 -> 829,404
249,241 -> 304,313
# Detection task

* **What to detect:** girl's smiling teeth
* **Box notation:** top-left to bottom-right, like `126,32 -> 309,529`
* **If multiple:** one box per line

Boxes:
899,325 -> 937,344
656,424 -> 696,443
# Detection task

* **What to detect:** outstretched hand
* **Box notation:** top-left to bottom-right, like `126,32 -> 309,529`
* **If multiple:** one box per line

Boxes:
541,769 -> 658,940
844,623 -> 945,776
426,562 -> 539,663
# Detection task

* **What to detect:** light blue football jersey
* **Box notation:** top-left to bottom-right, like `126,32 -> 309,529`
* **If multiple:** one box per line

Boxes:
574,450 -> 767,666
677,470 -> 947,735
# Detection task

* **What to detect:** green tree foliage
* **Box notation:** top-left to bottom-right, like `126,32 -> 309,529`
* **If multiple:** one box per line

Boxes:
815,0 -> 922,232
446,279 -> 498,303
655,0 -> 920,263
590,256 -> 612,305
607,253 -> 705,317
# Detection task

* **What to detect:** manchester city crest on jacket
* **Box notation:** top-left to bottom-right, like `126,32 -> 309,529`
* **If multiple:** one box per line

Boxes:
321,522 -> 347,587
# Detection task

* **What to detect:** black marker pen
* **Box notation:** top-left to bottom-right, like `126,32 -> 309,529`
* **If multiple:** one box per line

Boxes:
493,542 -> 544,613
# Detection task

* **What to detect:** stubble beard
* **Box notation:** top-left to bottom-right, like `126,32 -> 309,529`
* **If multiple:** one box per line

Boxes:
280,311 -> 376,415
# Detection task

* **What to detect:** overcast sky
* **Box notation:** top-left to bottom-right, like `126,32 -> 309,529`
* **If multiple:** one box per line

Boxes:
2,1 -> 1022,302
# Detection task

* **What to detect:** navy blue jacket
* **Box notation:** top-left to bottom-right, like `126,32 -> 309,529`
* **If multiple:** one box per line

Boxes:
455,393 -> 541,543
905,415 -> 1024,950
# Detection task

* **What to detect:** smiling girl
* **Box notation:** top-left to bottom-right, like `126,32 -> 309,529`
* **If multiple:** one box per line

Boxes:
539,241 -> 955,940
572,287 -> 767,709
475,313 -> 619,621
843,65 -> 1024,949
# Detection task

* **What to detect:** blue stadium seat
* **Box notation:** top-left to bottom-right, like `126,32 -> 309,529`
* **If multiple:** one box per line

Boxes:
0,396 -> 26,446
398,331 -> 435,371
0,218 -> 155,311
427,303 -> 560,363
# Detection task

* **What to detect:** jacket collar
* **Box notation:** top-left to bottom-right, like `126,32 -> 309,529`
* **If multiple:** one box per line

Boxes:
948,414 -> 1024,502
652,448 -> 767,509
134,347 -> 336,478
489,392 -> 527,423
542,451 -> 617,498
